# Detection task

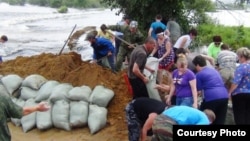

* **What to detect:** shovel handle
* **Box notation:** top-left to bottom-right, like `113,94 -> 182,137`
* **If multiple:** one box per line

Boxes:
58,24 -> 77,55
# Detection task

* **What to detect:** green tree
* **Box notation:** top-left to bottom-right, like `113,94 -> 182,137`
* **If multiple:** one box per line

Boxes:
101,0 -> 215,34
49,0 -> 61,8
27,0 -> 49,6
4,0 -> 26,5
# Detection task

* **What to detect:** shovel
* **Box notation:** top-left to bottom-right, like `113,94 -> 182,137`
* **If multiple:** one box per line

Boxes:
106,30 -> 136,48
58,24 -> 77,55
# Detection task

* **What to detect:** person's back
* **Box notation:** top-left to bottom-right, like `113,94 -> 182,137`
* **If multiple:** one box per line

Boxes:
193,55 -> 228,125
167,18 -> 181,45
217,44 -> 237,70
125,97 -> 167,141
91,37 -> 115,59
217,44 -> 237,89
163,105 -> 209,124
148,14 -> 167,39
133,97 -> 167,122
196,67 -> 228,101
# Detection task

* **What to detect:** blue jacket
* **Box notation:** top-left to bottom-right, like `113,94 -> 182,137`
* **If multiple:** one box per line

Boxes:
91,37 -> 115,59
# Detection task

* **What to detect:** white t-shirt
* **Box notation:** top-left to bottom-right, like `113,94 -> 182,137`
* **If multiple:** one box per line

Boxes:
173,34 -> 192,49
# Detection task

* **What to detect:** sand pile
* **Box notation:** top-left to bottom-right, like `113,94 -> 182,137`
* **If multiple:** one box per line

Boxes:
0,52 -> 132,140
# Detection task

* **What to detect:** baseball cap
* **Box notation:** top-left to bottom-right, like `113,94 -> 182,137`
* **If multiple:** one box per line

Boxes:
129,21 -> 138,28
85,33 -> 96,41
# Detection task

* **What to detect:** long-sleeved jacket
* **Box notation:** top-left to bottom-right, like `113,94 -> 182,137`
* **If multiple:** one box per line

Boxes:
91,37 -> 115,60
108,25 -> 144,49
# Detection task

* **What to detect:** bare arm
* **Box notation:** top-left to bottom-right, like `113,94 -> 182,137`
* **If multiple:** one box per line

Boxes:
228,83 -> 238,97
189,79 -> 198,108
23,102 -> 50,116
201,54 -> 215,66
164,29 -> 170,37
148,27 -> 153,37
155,84 -> 170,92
141,113 -> 158,141
160,41 -> 171,59
179,36 -> 188,49
133,62 -> 149,83
166,82 -> 175,105
150,45 -> 158,56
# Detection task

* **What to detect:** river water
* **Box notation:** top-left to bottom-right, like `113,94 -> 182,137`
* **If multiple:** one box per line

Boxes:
0,3 -> 122,61
0,2 -> 250,61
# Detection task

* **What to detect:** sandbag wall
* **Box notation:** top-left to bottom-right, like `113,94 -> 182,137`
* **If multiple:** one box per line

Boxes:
0,74 -> 114,134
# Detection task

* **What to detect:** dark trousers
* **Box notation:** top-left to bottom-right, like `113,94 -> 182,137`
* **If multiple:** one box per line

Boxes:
173,48 -> 178,63
115,35 -> 123,57
200,98 -> 228,124
125,101 -> 141,141
129,77 -> 149,99
232,93 -> 250,125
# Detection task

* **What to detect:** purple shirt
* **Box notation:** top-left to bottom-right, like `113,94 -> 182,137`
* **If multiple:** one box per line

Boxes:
172,69 -> 195,97
196,67 -> 228,102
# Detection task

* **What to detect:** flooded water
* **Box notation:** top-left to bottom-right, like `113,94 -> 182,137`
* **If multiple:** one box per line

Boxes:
0,2 -> 250,61
0,3 -> 122,61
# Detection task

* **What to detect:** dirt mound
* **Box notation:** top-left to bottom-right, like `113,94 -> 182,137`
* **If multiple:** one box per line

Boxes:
0,52 -> 132,140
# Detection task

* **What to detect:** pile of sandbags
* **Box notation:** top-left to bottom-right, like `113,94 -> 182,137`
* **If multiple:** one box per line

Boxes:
0,74 -> 114,134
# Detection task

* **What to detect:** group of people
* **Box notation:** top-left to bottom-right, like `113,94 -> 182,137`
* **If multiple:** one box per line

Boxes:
121,14 -> 250,141
1,12 -> 250,141
84,14 -> 193,74
85,16 -> 144,73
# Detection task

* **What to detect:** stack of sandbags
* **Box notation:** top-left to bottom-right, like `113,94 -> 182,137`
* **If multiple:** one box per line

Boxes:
88,85 -> 114,134
0,74 -> 114,134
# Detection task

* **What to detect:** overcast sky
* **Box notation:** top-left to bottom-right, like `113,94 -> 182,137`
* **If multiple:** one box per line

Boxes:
212,0 -> 235,4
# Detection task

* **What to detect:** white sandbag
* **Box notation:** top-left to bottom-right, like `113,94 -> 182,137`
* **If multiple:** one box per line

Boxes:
69,101 -> 89,128
12,88 -> 21,98
11,98 -> 25,127
36,102 -> 53,130
49,83 -> 73,103
21,99 -> 37,133
144,57 -> 159,77
0,84 -> 10,97
52,100 -> 71,131
88,104 -> 107,134
144,57 -> 161,101
67,85 -> 92,102
22,74 -> 47,90
146,75 -> 162,101
89,85 -> 114,107
19,86 -> 38,101
35,80 -> 60,102
1,74 -> 23,95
